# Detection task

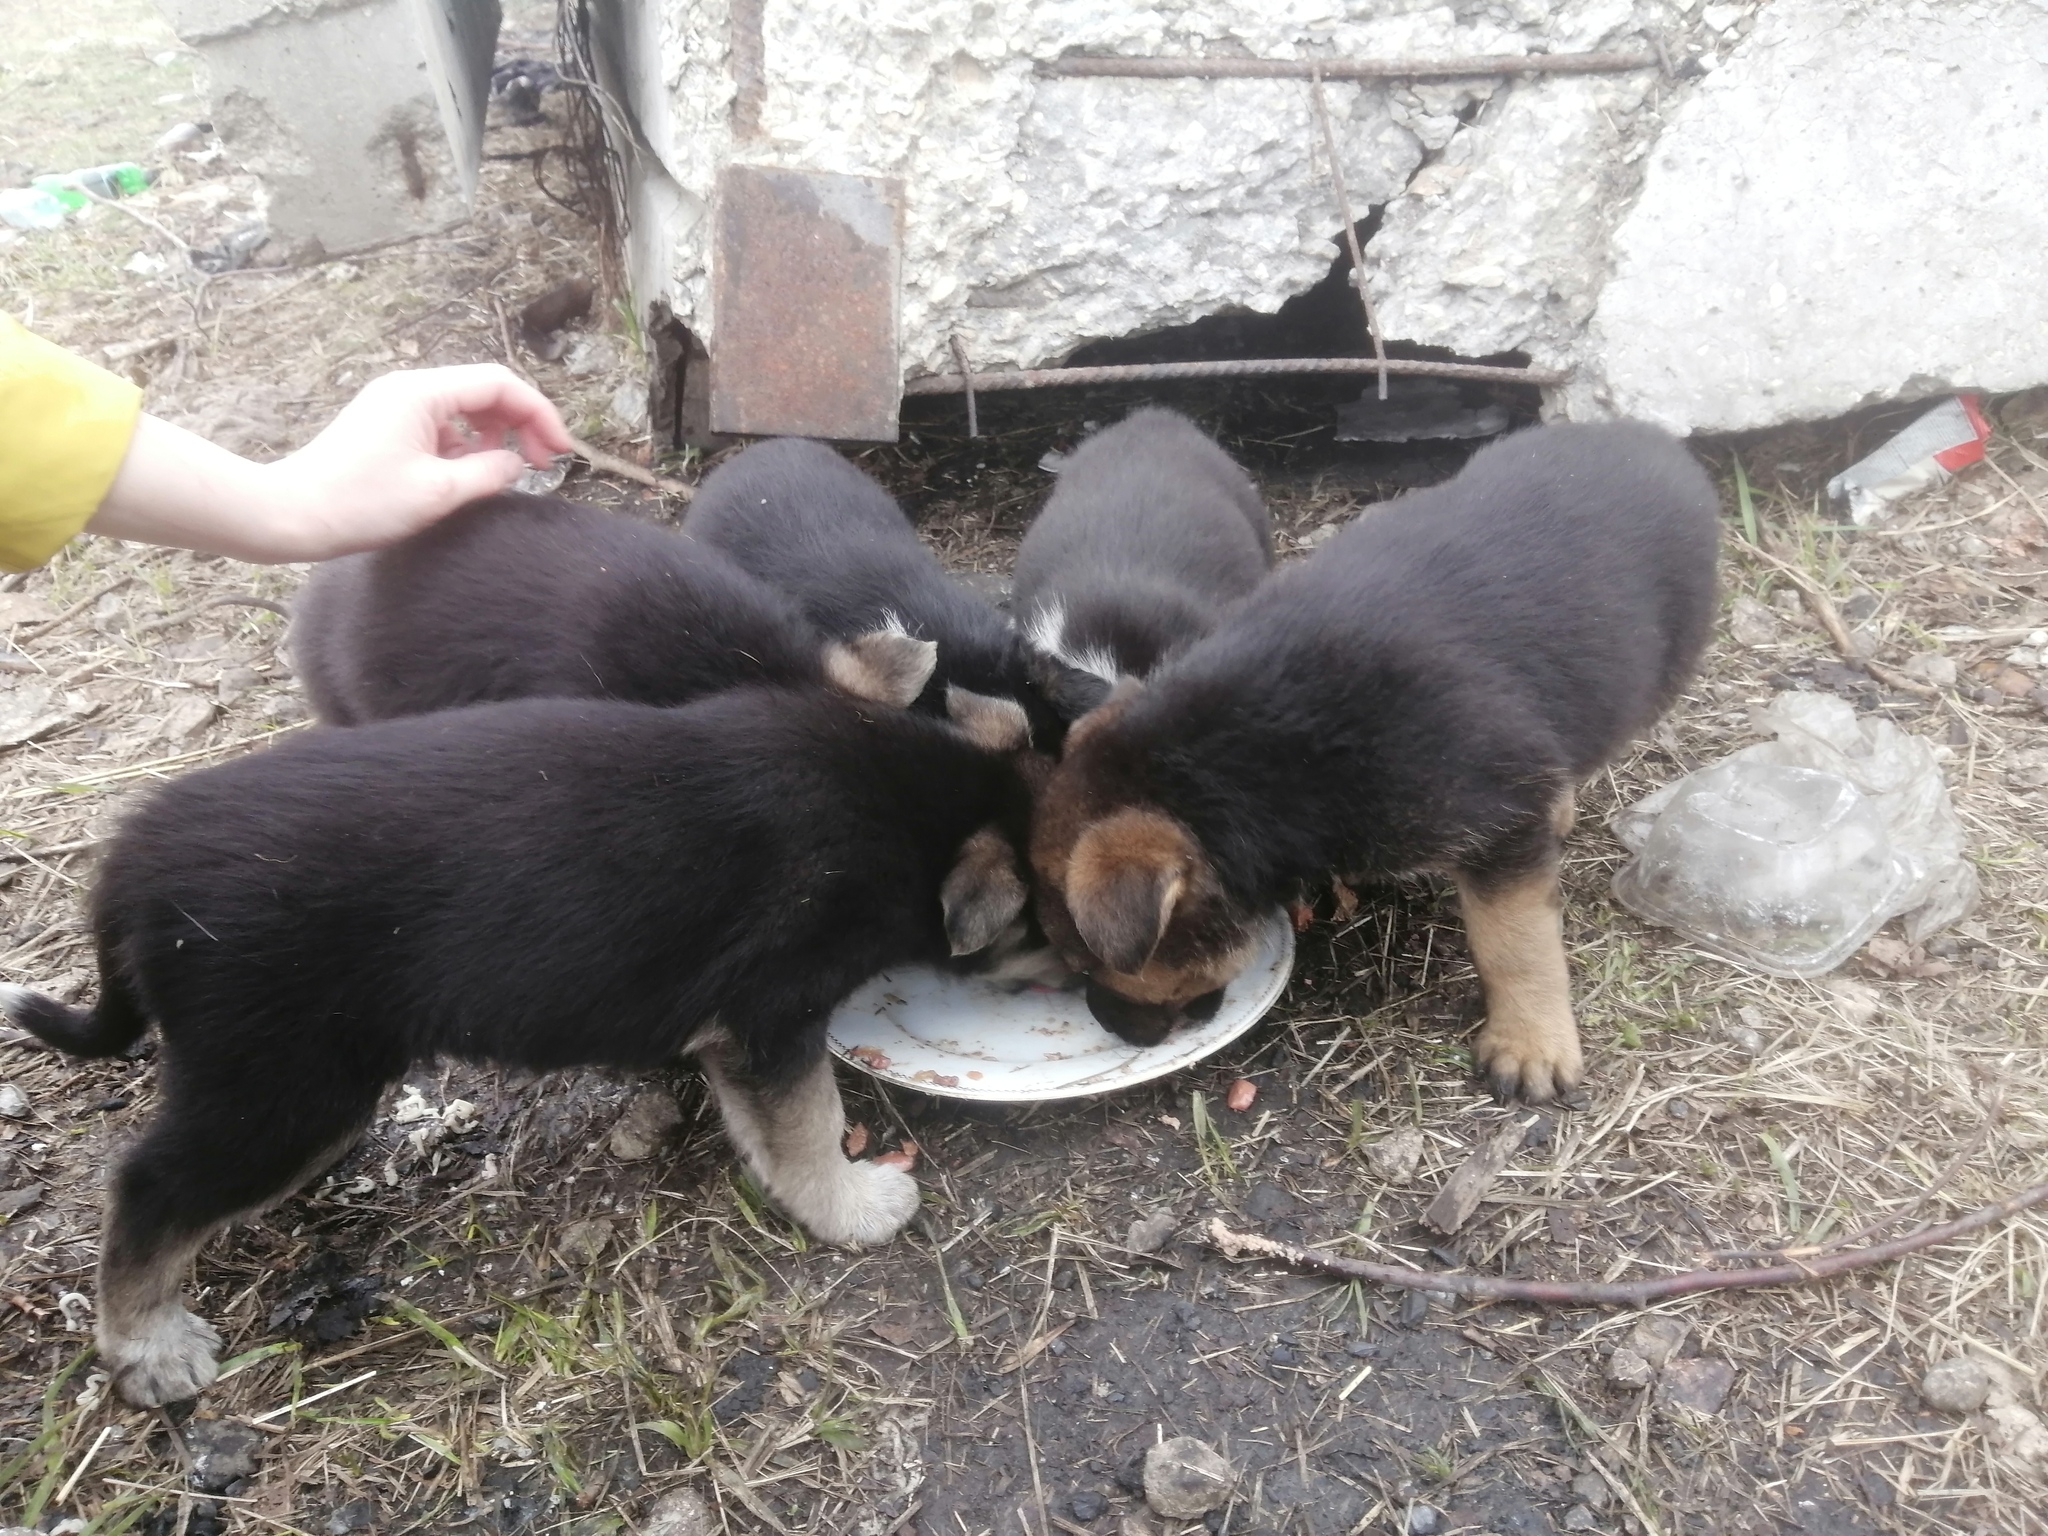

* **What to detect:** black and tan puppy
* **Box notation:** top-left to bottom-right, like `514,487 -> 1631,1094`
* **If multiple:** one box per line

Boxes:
0,684 -> 1034,1407
1030,422 -> 1719,1095
291,492 -> 936,723
682,438 -> 1056,741
1013,408 -> 1273,719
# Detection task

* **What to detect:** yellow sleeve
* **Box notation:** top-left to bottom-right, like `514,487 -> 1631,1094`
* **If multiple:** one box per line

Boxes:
0,314 -> 144,571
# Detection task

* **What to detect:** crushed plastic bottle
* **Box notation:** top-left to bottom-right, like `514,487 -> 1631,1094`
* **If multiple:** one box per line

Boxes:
1611,692 -> 1977,978
0,187 -> 71,230
32,162 -> 154,211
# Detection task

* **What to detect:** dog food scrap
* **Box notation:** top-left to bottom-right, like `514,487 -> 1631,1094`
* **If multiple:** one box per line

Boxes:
846,1046 -> 892,1069
843,1121 -> 870,1158
1826,394 -> 1992,526
1225,1079 -> 1257,1113
874,1139 -> 919,1172
911,1069 -> 960,1088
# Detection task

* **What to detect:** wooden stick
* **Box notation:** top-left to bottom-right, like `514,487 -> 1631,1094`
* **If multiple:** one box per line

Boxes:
1206,1176 -> 2048,1305
565,434 -> 694,501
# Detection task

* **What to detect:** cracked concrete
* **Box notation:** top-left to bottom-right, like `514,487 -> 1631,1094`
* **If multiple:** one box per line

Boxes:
614,0 -> 2048,434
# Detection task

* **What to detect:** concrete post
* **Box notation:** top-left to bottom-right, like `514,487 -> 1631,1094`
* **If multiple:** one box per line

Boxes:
156,0 -> 501,258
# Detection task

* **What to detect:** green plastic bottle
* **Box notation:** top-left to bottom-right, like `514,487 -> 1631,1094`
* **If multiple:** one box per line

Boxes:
32,162 -> 153,210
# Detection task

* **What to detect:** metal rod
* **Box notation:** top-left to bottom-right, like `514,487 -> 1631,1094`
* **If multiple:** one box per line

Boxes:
1040,49 -> 1660,81
1310,67 -> 1387,401
949,333 -> 979,437
903,355 -> 1564,396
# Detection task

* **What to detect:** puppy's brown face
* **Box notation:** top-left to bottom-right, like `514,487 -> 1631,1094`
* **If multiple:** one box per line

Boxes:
1032,724 -> 1262,1044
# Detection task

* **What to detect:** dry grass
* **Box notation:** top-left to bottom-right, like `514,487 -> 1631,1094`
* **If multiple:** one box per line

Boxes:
4,4 -> 2048,1534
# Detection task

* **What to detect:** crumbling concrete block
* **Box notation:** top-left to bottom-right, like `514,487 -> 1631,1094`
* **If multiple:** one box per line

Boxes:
1579,0 -> 2048,433
160,0 -> 500,257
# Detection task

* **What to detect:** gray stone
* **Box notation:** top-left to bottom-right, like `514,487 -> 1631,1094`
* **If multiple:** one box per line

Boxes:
1126,1208 -> 1177,1254
1407,1506 -> 1443,1536
184,1419 -> 263,1492
1628,1315 -> 1688,1370
1729,595 -> 1780,648
1920,1356 -> 1993,1415
1562,1507 -> 1599,1532
1656,1356 -> 1736,1415
1142,1435 -> 1235,1519
325,1499 -> 376,1536
1570,1472 -> 1610,1509
1903,653 -> 1959,689
1605,1346 -> 1653,1390
557,1217 -> 612,1266
1366,1127 -> 1425,1184
0,682 -> 77,750
158,0 -> 499,256
608,1085 -> 683,1162
0,1184 -> 43,1218
639,1488 -> 716,1536
0,1082 -> 27,1119
161,694 -> 219,745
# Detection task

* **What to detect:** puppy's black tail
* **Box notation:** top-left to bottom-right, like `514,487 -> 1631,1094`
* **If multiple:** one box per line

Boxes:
0,973 -> 147,1057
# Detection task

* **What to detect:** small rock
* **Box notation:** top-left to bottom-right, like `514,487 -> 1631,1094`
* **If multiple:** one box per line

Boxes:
1070,1490 -> 1109,1522
1407,1506 -> 1443,1536
1919,1355 -> 1992,1414
1366,1127 -> 1425,1183
1126,1208 -> 1177,1253
0,681 -> 76,749
1142,1435 -> 1236,1518
608,381 -> 649,435
1570,1472 -> 1610,1509
0,1082 -> 27,1118
1346,1338 -> 1380,1359
608,1085 -> 683,1161
557,1217 -> 611,1266
1656,1356 -> 1735,1415
1562,1507 -> 1599,1532
0,1183 -> 43,1218
1268,1345 -> 1295,1366
1986,1401 -> 2048,1465
160,693 -> 218,745
1398,1288 -> 1436,1327
1902,652 -> 1959,688
1605,1347 -> 1654,1389
185,1420 -> 263,1492
639,1487 -> 717,1536
1728,594 -> 1779,648
562,333 -> 622,378
1957,534 -> 1995,562
216,666 -> 263,706
1629,1315 -> 1688,1370
324,1498 -> 376,1536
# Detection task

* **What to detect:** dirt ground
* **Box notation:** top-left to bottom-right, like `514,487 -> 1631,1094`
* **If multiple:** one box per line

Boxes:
4,5 -> 2047,1536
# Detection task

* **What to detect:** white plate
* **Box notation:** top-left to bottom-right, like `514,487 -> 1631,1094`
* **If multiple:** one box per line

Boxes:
828,910 -> 1296,1102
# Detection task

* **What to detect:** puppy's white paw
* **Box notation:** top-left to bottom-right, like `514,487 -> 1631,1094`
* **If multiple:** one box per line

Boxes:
788,1159 -> 922,1247
102,1308 -> 222,1407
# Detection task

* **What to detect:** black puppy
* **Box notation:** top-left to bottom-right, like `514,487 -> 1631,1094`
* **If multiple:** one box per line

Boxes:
682,438 -> 1055,741
0,685 -> 1035,1407
1030,422 -> 1720,1091
291,493 -> 936,723
1013,409 -> 1272,719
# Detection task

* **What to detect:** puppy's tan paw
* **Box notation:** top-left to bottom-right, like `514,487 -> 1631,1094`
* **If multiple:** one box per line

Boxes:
1474,1015 -> 1583,1105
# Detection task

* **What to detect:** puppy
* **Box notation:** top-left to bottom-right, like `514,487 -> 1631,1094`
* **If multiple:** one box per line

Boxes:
0,684 -> 1034,1407
682,438 -> 1058,741
1013,408 -> 1273,719
1029,422 -> 1720,1097
291,492 -> 937,722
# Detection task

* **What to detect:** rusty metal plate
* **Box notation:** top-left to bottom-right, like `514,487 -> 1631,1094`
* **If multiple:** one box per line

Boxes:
710,165 -> 903,441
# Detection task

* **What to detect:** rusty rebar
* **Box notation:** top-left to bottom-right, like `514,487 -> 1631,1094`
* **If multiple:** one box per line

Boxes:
1309,67 -> 1387,401
1040,49 -> 1660,81
903,356 -> 1563,397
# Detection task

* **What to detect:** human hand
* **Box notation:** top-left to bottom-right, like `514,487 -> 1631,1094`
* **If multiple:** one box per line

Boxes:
88,364 -> 578,563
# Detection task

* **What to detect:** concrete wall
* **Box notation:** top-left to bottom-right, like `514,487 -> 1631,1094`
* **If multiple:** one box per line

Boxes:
615,0 -> 2048,436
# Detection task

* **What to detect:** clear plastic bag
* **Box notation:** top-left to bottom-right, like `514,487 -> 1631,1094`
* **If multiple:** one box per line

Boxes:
1611,692 -> 1977,977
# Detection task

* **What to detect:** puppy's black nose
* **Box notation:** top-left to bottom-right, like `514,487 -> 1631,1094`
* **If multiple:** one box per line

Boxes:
1083,978 -> 1180,1046
1181,987 -> 1225,1022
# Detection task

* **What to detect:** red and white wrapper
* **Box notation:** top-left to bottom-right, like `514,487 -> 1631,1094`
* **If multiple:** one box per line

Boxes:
1827,395 -> 1992,526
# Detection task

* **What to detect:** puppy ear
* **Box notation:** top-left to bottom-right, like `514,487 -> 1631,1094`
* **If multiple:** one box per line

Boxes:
1065,808 -> 1195,973
946,685 -> 1032,751
823,629 -> 938,707
941,826 -> 1030,956
1062,676 -> 1143,753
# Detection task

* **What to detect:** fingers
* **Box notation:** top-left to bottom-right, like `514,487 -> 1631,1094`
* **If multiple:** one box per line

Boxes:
411,365 -> 577,464
431,448 -> 528,507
